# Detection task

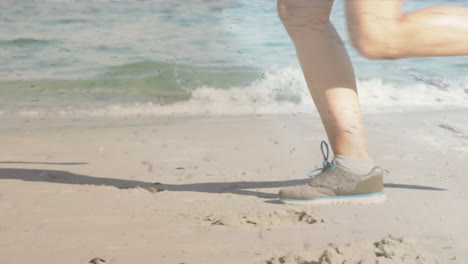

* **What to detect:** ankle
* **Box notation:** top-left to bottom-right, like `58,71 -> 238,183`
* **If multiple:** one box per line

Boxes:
333,154 -> 375,175
334,151 -> 370,159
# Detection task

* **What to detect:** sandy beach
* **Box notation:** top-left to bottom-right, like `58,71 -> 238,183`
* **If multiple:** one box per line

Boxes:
0,109 -> 467,263
2,0 -> 468,263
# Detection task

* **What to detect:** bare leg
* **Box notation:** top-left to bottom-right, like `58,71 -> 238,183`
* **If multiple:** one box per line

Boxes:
277,0 -> 370,158
345,0 -> 468,59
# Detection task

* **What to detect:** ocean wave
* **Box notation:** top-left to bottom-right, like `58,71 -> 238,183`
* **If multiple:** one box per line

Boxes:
1,67 -> 467,118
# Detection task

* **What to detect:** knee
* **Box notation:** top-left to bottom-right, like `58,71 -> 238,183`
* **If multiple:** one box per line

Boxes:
349,26 -> 403,60
352,38 -> 401,60
277,0 -> 332,27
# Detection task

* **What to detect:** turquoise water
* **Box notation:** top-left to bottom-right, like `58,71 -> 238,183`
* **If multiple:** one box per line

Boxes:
0,0 -> 467,117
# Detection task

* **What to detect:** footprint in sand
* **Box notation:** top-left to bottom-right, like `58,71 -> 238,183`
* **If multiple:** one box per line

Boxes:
264,253 -> 310,264
320,235 -> 441,264
120,184 -> 165,193
435,123 -> 468,152
262,235 -> 440,264
144,186 -> 165,193
437,123 -> 468,140
141,160 -> 153,172
89,258 -> 106,264
204,209 -> 323,227
438,123 -> 463,135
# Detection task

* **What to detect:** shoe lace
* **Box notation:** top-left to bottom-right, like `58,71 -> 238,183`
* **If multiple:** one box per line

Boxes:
308,141 -> 337,179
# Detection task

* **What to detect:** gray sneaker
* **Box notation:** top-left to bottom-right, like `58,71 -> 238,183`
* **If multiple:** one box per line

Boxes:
279,141 -> 387,205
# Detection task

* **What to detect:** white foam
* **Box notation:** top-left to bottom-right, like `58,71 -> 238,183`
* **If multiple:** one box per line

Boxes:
1,67 -> 467,118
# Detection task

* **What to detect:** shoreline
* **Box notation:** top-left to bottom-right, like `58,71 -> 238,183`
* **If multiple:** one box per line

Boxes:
1,106 -> 467,126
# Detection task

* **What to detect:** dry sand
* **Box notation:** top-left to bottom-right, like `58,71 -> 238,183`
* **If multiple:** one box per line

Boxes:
0,109 -> 467,263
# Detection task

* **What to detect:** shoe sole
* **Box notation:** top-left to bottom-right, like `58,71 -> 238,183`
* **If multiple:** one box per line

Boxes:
279,192 -> 386,205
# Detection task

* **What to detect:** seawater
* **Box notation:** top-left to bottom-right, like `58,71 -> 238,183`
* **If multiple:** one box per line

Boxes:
0,0 -> 467,117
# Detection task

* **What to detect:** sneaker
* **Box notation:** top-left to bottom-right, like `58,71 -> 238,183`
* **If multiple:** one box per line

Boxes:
279,141 -> 387,205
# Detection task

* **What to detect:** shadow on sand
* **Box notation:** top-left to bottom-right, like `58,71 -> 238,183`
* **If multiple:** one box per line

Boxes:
0,167 -> 447,200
